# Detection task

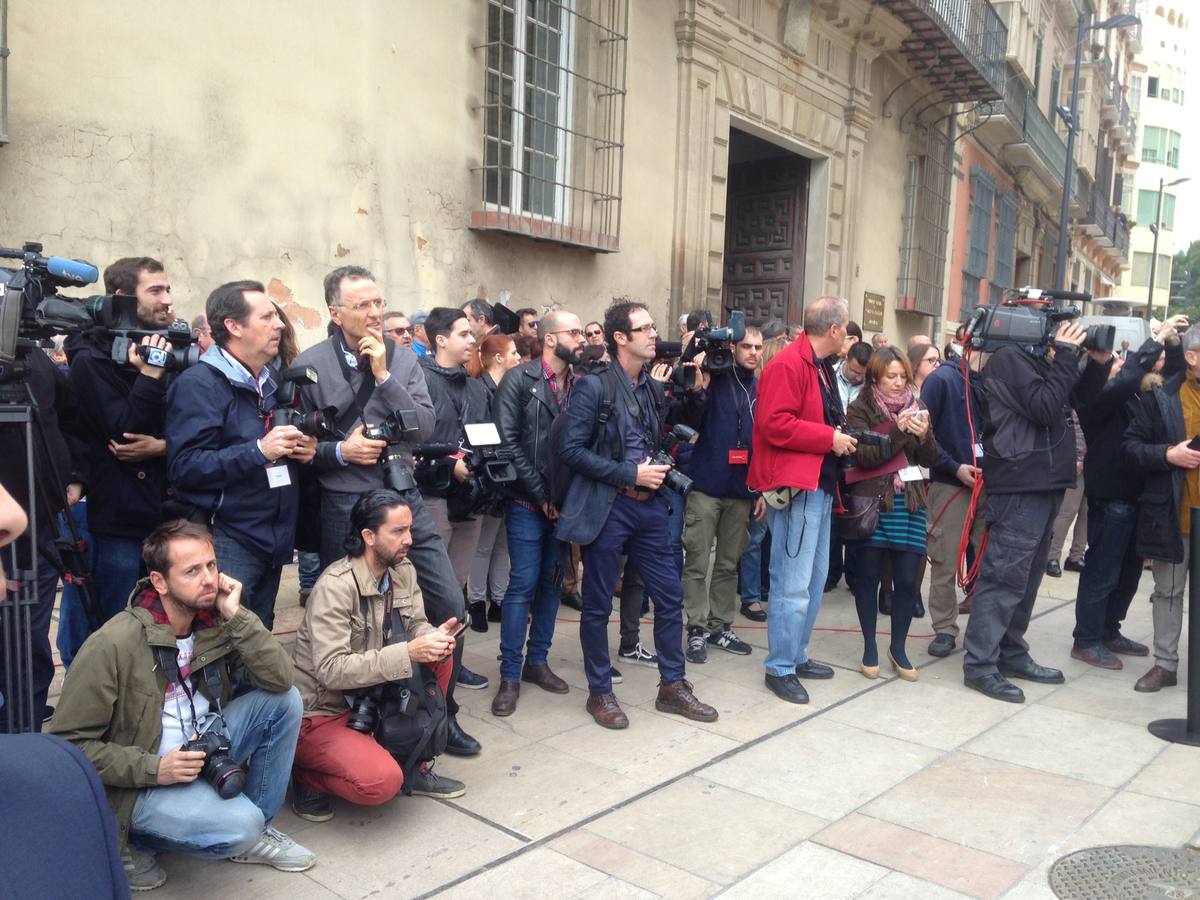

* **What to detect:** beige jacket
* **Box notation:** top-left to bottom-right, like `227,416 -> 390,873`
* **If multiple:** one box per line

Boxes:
293,554 -> 436,717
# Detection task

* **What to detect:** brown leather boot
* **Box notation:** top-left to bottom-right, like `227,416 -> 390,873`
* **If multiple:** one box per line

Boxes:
1134,665 -> 1178,693
522,662 -> 569,694
586,692 -> 629,729
491,682 -> 520,716
655,679 -> 718,723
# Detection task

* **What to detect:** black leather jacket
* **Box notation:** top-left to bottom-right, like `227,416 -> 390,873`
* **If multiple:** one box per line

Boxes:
493,359 -> 567,507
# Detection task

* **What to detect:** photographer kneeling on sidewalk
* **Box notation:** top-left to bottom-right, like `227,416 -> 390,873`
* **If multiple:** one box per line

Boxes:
290,490 -> 465,822
49,520 -> 313,892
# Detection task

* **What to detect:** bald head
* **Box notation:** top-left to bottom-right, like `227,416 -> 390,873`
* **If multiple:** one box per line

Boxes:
802,296 -> 849,337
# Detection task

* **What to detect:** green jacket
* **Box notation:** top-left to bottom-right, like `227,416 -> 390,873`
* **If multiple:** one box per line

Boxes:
48,581 -> 294,848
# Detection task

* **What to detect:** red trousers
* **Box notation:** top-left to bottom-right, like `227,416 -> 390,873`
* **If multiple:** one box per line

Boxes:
293,658 -> 452,805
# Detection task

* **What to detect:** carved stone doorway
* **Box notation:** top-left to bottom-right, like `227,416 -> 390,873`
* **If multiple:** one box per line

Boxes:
722,128 -> 810,327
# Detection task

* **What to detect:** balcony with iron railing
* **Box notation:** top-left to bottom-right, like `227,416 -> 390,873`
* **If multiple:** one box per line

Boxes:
1098,56 -> 1118,125
876,0 -> 1008,101
1023,94 -> 1067,184
1112,213 -> 1130,262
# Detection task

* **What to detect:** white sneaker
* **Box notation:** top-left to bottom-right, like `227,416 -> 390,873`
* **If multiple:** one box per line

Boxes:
230,825 -> 316,872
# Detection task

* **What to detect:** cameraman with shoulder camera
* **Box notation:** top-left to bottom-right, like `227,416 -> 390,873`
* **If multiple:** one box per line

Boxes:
49,520 -> 313,892
679,325 -> 762,663
961,319 -> 1088,703
166,281 -> 316,630
1066,315 -> 1186,670
416,307 -> 491,592
556,300 -> 718,730
290,490 -> 464,823
295,267 -> 481,757
64,257 -> 176,647
489,308 -> 583,716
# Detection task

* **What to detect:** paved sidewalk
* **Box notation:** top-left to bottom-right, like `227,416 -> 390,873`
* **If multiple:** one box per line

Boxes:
49,566 -> 1198,898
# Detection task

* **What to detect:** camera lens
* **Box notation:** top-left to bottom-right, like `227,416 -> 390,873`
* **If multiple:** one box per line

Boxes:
205,753 -> 247,800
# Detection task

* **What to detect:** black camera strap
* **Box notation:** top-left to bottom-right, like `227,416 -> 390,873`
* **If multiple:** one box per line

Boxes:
612,368 -> 658,454
332,333 -> 395,436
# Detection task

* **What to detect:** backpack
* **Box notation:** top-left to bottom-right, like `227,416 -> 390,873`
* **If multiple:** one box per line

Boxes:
547,368 -> 617,509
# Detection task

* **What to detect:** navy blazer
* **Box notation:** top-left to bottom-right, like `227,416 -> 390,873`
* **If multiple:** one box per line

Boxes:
554,367 -> 666,545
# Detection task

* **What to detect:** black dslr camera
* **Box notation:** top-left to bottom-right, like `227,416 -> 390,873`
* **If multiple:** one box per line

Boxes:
347,681 -> 416,734
270,365 -> 338,438
364,409 -> 423,492
959,287 -> 1115,357
181,729 -> 246,800
649,424 -> 699,496
671,309 -> 747,390
841,430 -> 894,471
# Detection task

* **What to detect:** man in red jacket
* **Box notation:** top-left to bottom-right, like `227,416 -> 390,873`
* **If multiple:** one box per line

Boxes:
748,296 -> 858,704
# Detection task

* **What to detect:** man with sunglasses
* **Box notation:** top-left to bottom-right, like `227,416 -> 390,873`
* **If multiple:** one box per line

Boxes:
584,322 -> 605,346
382,310 -> 414,351
515,308 -> 540,339
555,300 -> 717,729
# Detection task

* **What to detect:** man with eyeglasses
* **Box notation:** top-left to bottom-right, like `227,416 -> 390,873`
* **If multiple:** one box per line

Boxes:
556,300 -> 718,729
293,266 -> 483,757
382,310 -> 414,351
490,309 -> 585,717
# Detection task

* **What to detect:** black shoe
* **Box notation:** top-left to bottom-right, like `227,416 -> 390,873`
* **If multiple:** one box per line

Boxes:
686,626 -> 708,664
964,672 -> 1025,703
1045,560 -> 1062,577
997,660 -> 1064,684
561,592 -> 583,611
740,603 -> 767,622
291,775 -> 334,823
913,593 -> 925,619
610,665 -> 623,685
444,717 -> 482,756
468,601 -> 488,633
878,590 -> 892,616
487,602 -> 502,623
457,666 -> 489,690
708,628 -> 753,656
409,763 -> 466,799
824,578 -> 839,593
765,672 -> 809,704
928,634 -> 956,658
795,659 -> 834,679
1064,558 -> 1085,573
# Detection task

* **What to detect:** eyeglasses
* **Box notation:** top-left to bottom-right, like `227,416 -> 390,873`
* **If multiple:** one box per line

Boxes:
346,298 -> 385,313
585,329 -> 603,338
526,320 -> 541,329
385,326 -> 413,336
548,328 -> 584,338
922,355 -> 941,366
627,323 -> 658,335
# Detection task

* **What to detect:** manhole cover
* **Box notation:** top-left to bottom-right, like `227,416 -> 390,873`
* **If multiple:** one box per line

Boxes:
1049,845 -> 1200,899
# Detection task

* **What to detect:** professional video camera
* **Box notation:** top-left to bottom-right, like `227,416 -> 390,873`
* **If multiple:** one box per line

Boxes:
649,423 -> 699,496
181,727 -> 246,800
270,365 -> 338,438
0,241 -> 199,375
414,422 -> 518,519
958,287 -> 1115,357
671,309 -> 747,389
364,409 -> 423,492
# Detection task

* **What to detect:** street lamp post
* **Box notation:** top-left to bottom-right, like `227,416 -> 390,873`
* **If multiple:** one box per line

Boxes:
1147,176 -> 1192,320
1055,12 -> 1142,292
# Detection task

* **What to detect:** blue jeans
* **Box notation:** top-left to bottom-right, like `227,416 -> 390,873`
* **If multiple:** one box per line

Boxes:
130,687 -> 302,857
580,494 -> 686,694
739,515 -> 769,604
213,530 -> 282,631
55,504 -> 94,668
1072,498 -> 1142,648
499,503 -> 561,683
298,551 -> 321,592
59,527 -> 145,667
765,488 -> 832,676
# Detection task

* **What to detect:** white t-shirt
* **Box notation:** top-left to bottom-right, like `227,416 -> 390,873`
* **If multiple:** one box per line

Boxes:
158,634 -> 212,754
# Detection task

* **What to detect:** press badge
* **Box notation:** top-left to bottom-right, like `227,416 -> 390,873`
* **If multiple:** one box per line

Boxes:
729,448 -> 749,465
266,463 -> 292,489
899,466 -> 926,483
974,443 -> 984,459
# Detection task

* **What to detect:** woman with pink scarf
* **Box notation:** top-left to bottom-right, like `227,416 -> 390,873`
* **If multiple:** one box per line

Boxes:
844,346 -> 939,681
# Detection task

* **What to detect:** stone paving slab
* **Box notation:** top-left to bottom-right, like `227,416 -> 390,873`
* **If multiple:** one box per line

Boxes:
42,564 -> 1200,899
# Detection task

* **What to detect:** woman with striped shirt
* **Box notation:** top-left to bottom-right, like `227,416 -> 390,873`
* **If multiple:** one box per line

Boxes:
844,346 -> 939,681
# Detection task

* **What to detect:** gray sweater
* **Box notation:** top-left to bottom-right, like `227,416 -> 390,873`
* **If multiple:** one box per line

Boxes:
295,336 -> 436,494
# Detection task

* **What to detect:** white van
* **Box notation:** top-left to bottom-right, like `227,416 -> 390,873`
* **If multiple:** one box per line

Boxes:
1079,298 -> 1151,351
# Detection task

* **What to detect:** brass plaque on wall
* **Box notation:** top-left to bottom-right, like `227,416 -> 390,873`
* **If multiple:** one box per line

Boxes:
862,291 -> 885,331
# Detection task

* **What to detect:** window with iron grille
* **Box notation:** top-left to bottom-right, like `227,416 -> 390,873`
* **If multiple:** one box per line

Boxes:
476,0 -> 629,252
896,127 -> 952,317
993,192 -> 1018,290
965,168 -> 995,278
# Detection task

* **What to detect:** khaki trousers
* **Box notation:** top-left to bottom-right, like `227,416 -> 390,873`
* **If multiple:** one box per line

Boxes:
926,481 -> 987,639
682,490 -> 752,631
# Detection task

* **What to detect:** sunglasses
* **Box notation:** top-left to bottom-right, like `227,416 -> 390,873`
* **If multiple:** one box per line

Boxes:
385,326 -> 413,336
585,329 -> 603,338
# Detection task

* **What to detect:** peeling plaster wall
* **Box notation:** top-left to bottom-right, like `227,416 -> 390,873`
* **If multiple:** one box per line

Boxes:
0,2 -> 678,348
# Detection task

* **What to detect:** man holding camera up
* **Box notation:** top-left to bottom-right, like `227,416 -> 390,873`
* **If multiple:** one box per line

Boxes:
65,258 -> 175,648
295,266 -> 481,757
748,296 -> 857,704
962,320 -> 1088,702
490,309 -> 583,716
556,301 -> 717,729
290,490 -> 465,823
50,520 -> 313,892
680,325 -> 762,662
166,281 -> 315,630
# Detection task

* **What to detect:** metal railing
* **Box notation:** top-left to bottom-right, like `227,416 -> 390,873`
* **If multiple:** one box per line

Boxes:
981,61 -> 1028,123
1113,213 -> 1131,260
914,0 -> 1008,97
1023,94 -> 1067,185
882,0 -> 1008,100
